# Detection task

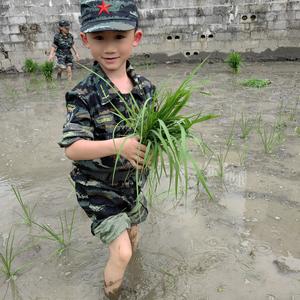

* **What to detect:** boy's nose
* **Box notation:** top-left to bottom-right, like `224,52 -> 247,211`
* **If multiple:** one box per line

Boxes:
104,44 -> 116,54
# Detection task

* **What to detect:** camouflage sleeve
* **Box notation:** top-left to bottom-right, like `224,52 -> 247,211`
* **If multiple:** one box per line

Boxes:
52,33 -> 59,49
58,91 -> 94,148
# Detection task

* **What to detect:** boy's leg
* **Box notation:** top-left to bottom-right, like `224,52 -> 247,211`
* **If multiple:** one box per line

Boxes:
104,230 -> 132,298
57,68 -> 63,79
66,65 -> 72,81
56,55 -> 65,80
127,225 -> 139,252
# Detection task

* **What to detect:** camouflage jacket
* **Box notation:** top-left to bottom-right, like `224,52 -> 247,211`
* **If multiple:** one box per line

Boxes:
59,61 -> 156,184
52,32 -> 74,56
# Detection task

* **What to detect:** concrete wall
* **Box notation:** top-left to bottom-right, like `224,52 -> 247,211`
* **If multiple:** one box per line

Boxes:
1,0 -> 300,72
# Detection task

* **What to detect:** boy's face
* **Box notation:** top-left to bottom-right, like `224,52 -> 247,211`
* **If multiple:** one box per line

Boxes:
60,26 -> 70,35
80,29 -> 142,74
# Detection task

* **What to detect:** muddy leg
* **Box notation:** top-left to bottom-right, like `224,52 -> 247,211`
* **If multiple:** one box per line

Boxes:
128,225 -> 139,252
66,66 -> 72,81
104,230 -> 132,299
57,68 -> 63,80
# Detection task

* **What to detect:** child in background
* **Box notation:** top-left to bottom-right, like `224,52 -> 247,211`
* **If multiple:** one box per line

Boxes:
58,1 -> 155,298
48,20 -> 80,80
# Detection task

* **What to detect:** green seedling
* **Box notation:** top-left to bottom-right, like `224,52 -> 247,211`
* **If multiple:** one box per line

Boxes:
288,98 -> 299,121
226,51 -> 242,73
238,143 -> 249,167
214,120 -> 235,178
238,113 -> 255,139
0,230 -> 24,281
241,79 -> 271,88
257,116 -> 285,154
12,186 -> 36,227
34,209 -> 76,256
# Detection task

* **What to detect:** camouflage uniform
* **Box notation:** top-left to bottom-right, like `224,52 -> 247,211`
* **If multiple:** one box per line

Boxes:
52,32 -> 74,69
59,61 -> 155,244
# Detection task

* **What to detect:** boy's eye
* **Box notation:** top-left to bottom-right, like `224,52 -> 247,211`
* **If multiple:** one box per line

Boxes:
94,36 -> 104,40
115,34 -> 126,40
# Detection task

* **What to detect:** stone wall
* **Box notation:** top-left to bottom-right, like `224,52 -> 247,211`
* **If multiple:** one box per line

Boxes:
1,0 -> 300,72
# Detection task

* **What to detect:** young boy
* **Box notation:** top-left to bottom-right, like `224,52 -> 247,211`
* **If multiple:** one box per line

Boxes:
59,1 -> 155,298
48,20 -> 80,80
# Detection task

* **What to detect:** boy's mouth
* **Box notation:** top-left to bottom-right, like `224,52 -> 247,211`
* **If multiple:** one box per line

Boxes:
103,57 -> 119,62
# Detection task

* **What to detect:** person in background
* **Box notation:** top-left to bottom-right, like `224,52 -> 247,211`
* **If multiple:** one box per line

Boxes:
48,20 -> 80,80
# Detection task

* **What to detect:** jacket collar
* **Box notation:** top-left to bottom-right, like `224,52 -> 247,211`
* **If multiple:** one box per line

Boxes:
92,61 -> 146,106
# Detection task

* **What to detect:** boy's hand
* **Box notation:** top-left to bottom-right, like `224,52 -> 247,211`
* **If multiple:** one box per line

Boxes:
115,137 -> 146,170
48,54 -> 54,62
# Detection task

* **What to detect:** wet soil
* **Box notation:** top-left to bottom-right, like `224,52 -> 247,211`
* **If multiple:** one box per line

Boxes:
0,62 -> 299,300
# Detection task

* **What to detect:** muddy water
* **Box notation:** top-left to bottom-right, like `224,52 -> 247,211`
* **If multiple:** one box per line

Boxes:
0,62 -> 299,300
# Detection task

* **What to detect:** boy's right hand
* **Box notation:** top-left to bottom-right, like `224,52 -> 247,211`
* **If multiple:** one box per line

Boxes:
115,137 -> 146,170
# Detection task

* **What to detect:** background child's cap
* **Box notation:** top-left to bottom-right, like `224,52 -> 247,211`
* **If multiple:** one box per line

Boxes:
59,20 -> 71,27
80,0 -> 139,33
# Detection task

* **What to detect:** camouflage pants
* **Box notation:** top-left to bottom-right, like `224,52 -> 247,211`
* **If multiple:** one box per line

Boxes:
56,52 -> 73,69
74,176 -> 148,245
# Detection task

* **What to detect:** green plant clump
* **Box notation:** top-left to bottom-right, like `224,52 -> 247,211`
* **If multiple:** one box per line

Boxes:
40,61 -> 54,81
114,65 -> 217,199
24,58 -> 39,73
226,51 -> 242,73
242,79 -> 271,88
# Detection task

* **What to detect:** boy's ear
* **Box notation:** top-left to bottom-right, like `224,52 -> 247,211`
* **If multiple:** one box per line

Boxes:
133,29 -> 143,47
80,32 -> 89,48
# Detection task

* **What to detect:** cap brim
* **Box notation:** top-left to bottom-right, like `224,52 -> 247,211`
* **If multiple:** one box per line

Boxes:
81,20 -> 136,33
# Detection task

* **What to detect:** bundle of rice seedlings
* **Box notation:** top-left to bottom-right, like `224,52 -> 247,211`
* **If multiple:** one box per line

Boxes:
24,58 -> 39,74
226,51 -> 242,73
40,61 -> 54,81
78,62 -> 217,200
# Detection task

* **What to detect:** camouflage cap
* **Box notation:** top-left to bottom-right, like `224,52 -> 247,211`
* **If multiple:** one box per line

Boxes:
59,20 -> 71,27
80,0 -> 139,33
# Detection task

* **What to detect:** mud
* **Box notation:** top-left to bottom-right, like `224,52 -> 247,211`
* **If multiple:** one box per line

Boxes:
0,62 -> 299,300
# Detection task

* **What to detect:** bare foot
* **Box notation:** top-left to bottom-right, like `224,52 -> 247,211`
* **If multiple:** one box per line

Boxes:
103,279 -> 122,300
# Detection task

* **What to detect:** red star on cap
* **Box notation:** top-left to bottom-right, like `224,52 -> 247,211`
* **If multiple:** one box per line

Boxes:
97,1 -> 111,15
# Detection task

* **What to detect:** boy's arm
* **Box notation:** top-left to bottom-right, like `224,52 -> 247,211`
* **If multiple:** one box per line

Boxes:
48,46 -> 56,61
60,91 -> 146,169
65,137 -> 146,169
49,33 -> 59,61
71,45 -> 80,60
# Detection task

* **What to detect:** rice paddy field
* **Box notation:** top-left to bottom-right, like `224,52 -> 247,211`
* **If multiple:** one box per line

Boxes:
0,61 -> 299,300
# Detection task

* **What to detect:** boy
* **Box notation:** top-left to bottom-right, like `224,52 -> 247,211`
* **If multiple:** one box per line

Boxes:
58,1 -> 155,298
48,20 -> 80,80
